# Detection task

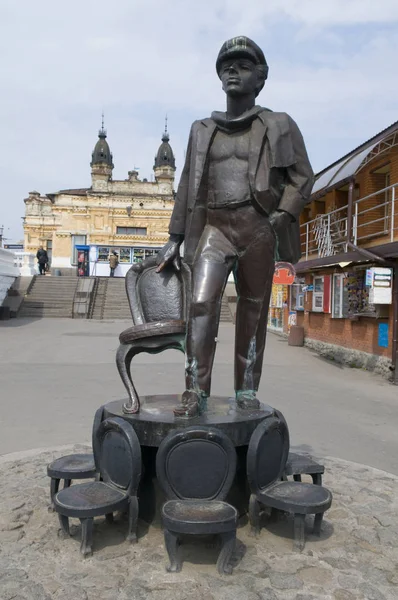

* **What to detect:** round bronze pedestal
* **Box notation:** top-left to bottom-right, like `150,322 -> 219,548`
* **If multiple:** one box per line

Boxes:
103,395 -> 275,523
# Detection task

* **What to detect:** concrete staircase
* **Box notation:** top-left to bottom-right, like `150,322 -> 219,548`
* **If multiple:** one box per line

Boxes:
91,277 -> 131,320
220,295 -> 233,322
18,276 -> 78,318
18,275 -> 233,322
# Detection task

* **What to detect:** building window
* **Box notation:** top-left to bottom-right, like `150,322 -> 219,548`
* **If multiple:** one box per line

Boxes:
312,276 -> 324,312
332,273 -> 344,318
71,235 -> 86,265
116,227 -> 147,236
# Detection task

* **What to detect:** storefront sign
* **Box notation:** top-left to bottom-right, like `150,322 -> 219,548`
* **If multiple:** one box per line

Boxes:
273,262 -> 296,285
371,267 -> 392,304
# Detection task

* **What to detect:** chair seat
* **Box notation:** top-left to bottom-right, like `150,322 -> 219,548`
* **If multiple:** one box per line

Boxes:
47,453 -> 96,479
162,500 -> 238,535
119,320 -> 185,344
284,452 -> 325,476
54,481 -> 128,518
259,481 -> 332,515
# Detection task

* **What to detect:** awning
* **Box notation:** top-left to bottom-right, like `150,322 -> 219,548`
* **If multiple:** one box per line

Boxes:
312,142 -> 379,195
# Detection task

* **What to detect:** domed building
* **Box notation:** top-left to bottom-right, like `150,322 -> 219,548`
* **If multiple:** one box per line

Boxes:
23,118 -> 176,276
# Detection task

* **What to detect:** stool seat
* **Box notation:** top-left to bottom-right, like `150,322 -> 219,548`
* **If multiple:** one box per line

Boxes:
285,452 -> 325,476
162,499 -> 238,535
47,453 -> 96,479
54,481 -> 128,518
260,481 -> 332,514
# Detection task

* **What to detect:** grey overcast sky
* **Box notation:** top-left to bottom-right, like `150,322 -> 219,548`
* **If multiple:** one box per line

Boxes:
1,0 -> 398,242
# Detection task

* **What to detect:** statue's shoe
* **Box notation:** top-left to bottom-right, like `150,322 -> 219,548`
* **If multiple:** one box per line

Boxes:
173,390 -> 207,418
236,391 -> 260,410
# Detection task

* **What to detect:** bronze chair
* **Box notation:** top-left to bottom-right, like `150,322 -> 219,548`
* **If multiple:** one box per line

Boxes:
116,257 -> 191,414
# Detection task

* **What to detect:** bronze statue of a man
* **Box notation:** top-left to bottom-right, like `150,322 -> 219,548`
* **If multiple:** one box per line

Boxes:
157,36 -> 314,417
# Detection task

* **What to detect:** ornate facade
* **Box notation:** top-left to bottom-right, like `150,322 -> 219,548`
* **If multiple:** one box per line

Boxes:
23,120 -> 176,275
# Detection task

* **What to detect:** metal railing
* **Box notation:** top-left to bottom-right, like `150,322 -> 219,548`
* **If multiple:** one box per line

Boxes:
300,183 -> 398,260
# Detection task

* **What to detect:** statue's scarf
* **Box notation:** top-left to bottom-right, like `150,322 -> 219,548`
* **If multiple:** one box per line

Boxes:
210,105 -> 266,132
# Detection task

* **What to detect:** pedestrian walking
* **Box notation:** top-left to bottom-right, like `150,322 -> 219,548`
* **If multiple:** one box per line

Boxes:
109,251 -> 119,277
36,246 -> 49,275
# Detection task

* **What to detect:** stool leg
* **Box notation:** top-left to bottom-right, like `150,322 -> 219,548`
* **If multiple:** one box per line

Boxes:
217,530 -> 236,575
293,474 -> 302,482
313,513 -> 323,536
64,479 -> 72,488
164,529 -> 181,573
126,496 -> 138,543
80,518 -> 94,557
49,478 -> 60,512
293,514 -> 306,551
248,494 -> 261,536
312,473 -> 322,486
105,513 -> 114,524
58,514 -> 70,538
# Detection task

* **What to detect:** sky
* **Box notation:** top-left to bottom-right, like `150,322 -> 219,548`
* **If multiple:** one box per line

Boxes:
1,0 -> 398,242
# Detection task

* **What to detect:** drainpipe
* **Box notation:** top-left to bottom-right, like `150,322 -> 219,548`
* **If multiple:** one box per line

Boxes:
346,178 -> 355,245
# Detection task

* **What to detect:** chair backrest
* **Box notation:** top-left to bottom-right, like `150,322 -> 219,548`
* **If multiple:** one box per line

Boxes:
247,411 -> 290,495
92,405 -> 105,473
156,426 -> 237,501
125,256 -> 191,325
95,417 -> 141,495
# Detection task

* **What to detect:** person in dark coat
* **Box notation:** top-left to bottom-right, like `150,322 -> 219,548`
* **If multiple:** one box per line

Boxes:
157,36 -> 314,417
36,246 -> 49,275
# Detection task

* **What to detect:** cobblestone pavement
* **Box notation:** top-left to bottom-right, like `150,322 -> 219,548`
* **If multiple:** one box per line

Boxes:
1,446 -> 397,600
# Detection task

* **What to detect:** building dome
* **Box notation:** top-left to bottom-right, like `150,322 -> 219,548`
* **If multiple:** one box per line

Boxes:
154,123 -> 176,170
91,124 -> 113,168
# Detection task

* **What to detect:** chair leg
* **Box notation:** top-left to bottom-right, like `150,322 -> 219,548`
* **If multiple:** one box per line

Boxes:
105,513 -> 114,524
49,478 -> 60,512
126,496 -> 138,543
248,494 -> 261,536
58,514 -> 70,538
80,518 -> 94,557
313,512 -> 323,536
164,529 -> 181,573
64,479 -> 72,488
117,344 -> 140,414
293,514 -> 306,551
217,530 -> 236,575
293,474 -> 302,482
312,473 -> 322,485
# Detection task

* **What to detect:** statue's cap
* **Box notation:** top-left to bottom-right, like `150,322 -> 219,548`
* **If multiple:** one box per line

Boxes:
216,36 -> 268,77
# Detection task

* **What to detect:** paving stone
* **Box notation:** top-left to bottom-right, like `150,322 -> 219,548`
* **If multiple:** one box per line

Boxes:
268,572 -> 303,590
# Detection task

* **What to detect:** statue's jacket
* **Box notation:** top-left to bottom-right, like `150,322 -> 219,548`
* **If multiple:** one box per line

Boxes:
169,108 -> 314,265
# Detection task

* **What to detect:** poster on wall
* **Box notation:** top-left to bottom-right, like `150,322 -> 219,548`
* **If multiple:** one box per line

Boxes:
370,267 -> 392,304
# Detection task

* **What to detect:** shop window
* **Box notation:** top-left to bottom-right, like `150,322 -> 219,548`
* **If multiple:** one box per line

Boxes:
116,227 -> 147,236
346,270 -> 374,316
97,247 -> 110,262
119,248 -> 132,263
290,281 -> 305,311
332,273 -> 345,318
312,275 -> 331,313
312,276 -> 324,312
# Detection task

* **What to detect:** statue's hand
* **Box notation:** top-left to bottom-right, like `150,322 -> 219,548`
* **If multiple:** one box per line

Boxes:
269,210 -> 293,233
156,239 -> 181,272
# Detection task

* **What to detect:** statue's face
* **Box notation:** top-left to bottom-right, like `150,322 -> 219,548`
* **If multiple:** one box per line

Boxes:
220,57 -> 258,97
